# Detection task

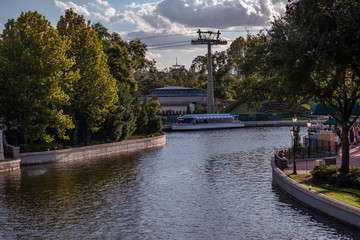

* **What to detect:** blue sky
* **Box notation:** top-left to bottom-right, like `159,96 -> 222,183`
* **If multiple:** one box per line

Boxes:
0,0 -> 288,69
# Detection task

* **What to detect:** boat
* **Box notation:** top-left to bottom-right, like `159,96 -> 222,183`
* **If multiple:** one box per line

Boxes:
170,114 -> 245,131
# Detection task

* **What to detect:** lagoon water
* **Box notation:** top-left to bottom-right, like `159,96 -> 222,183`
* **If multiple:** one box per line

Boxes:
0,127 -> 359,239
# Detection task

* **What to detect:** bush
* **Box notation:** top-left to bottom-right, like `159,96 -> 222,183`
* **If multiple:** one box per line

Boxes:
312,165 -> 340,184
312,166 -> 360,189
20,142 -> 65,153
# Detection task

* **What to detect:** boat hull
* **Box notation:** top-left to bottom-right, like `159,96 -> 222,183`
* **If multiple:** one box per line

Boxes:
170,122 -> 245,131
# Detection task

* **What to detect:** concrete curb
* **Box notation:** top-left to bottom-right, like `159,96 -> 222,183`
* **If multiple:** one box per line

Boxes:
20,134 -> 166,166
271,158 -> 360,229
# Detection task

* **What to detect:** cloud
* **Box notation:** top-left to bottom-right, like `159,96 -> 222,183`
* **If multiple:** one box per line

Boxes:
55,0 -> 287,33
96,0 -> 110,7
54,0 -> 90,16
109,0 -> 287,35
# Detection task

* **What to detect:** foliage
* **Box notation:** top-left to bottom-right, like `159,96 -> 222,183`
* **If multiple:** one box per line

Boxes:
92,23 -> 141,141
0,11 -> 77,143
239,0 -> 360,174
57,10 -> 118,144
189,51 -> 239,99
312,165 -> 341,184
312,166 -> 360,189
135,98 -> 163,135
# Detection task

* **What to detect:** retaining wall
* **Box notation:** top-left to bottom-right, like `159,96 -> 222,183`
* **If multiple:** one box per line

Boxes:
20,134 -> 166,166
272,157 -> 360,229
0,159 -> 21,172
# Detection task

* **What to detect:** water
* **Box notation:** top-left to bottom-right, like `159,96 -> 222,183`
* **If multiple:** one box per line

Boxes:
0,127 -> 359,239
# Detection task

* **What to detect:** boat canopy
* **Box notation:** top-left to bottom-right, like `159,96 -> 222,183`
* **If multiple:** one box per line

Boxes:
178,114 -> 235,119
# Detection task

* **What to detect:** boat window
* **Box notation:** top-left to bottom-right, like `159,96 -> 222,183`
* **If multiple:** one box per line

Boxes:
184,118 -> 195,124
177,118 -> 185,124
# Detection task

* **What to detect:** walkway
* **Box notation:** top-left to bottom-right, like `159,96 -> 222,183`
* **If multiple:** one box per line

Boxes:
284,147 -> 360,174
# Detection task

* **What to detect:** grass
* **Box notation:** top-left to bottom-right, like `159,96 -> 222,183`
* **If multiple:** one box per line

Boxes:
288,174 -> 360,208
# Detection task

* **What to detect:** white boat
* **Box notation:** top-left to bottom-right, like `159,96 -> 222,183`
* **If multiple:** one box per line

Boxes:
170,114 -> 245,131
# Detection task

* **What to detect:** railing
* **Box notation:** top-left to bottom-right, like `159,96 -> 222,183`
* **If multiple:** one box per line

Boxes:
274,137 -> 339,172
284,137 -> 339,160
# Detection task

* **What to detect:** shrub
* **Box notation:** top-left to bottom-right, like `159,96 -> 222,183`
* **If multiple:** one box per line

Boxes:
312,166 -> 360,189
312,165 -> 340,184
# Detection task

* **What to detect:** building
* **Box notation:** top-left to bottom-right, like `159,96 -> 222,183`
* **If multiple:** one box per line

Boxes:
145,86 -> 207,114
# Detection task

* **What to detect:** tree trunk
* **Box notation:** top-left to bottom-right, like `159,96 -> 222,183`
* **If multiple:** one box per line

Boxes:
341,123 -> 350,175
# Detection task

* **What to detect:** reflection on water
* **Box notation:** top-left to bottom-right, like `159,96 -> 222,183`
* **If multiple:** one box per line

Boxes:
0,127 -> 359,239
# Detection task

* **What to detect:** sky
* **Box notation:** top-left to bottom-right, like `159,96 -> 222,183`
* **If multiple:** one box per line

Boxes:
0,0 -> 288,70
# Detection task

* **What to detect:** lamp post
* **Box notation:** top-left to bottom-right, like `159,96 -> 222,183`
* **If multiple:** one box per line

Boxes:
291,115 -> 298,174
307,119 -> 312,158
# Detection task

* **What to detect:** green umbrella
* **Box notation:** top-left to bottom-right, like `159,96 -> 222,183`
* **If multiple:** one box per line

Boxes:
323,118 -> 338,125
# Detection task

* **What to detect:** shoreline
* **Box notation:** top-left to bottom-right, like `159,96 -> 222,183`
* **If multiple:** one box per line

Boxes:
1,134 -> 166,172
20,134 -> 166,166
272,155 -> 360,229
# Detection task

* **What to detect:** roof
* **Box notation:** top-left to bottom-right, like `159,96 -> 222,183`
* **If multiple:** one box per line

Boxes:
312,102 -> 360,117
178,114 -> 234,119
148,86 -> 206,97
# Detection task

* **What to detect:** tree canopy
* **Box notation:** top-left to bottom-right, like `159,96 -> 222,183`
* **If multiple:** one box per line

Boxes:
0,11 -> 77,143
57,9 -> 118,143
240,0 -> 360,174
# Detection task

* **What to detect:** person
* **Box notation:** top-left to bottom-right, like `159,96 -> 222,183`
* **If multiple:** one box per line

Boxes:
334,132 -> 340,153
336,127 -> 342,142
356,127 -> 360,145
349,127 -> 356,148
278,150 -> 289,168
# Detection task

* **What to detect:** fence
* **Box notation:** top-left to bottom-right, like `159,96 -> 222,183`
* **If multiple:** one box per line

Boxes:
274,137 -> 339,171
283,137 -> 338,160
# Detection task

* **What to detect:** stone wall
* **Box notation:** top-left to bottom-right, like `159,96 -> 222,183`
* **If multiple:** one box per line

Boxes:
0,159 -> 20,172
20,134 -> 166,166
272,157 -> 360,229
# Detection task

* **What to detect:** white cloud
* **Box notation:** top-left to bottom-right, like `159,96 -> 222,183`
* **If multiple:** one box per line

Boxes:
96,0 -> 110,7
127,3 -> 142,9
109,0 -> 287,35
54,0 -> 90,16
147,51 -> 162,60
105,7 -> 116,17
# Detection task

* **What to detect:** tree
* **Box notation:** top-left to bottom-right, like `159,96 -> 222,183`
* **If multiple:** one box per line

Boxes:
136,60 -> 163,96
92,23 -> 139,141
241,0 -> 360,174
57,10 -> 118,143
0,11 -> 77,144
135,98 -> 162,135
190,52 -> 238,99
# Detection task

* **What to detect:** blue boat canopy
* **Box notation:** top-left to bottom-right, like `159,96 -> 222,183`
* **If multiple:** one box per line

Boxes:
179,114 -> 235,119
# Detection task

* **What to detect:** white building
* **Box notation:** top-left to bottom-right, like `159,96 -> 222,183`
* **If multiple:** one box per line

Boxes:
145,86 -> 207,114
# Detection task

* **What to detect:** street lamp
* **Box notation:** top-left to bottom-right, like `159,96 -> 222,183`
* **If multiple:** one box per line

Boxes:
307,119 -> 312,158
291,115 -> 298,174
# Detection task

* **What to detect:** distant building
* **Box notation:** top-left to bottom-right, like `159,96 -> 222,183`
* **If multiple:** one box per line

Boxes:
145,86 -> 207,114
169,58 -> 186,73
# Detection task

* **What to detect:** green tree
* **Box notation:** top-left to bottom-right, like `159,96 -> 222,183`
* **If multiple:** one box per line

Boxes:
190,55 -> 209,93
0,11 -> 77,144
190,52 -> 238,99
57,10 -> 118,143
136,60 -> 163,95
135,98 -> 162,135
240,0 -> 360,174
92,23 -> 139,141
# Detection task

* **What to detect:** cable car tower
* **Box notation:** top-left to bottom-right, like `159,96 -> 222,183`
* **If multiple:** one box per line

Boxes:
191,30 -> 227,114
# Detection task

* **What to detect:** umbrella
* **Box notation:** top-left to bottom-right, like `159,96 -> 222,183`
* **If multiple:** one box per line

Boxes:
323,118 -> 338,125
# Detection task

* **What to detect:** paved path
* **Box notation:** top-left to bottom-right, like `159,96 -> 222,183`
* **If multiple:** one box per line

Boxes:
284,147 -> 360,174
